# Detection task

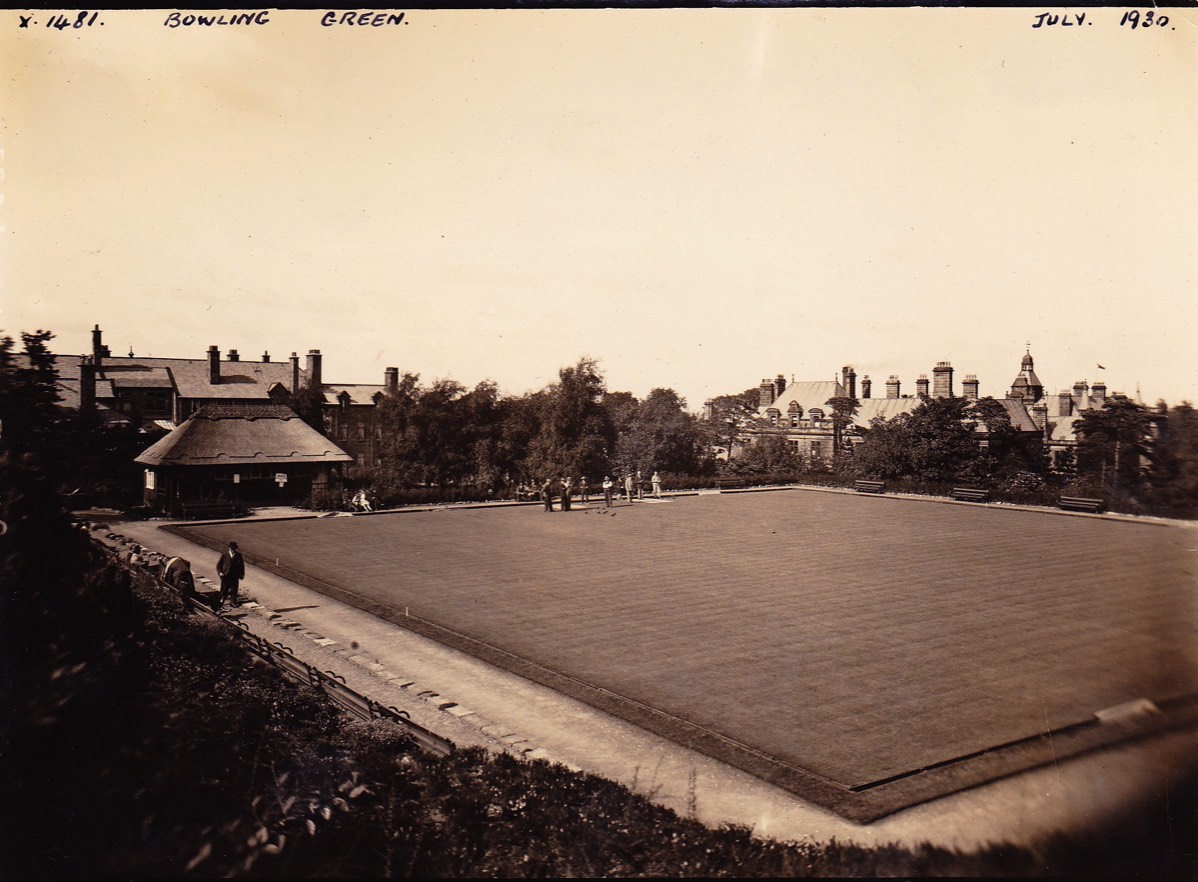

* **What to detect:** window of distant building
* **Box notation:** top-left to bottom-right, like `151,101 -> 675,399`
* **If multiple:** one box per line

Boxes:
356,423 -> 366,441
788,440 -> 801,454
810,441 -> 823,460
766,407 -> 780,426
339,425 -> 348,441
144,390 -> 171,416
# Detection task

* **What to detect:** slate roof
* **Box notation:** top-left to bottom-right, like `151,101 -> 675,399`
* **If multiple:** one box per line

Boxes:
56,354 -> 306,400
1042,392 -> 1109,444
322,383 -> 386,406
854,397 -> 926,424
756,381 -> 846,418
135,405 -> 352,467
754,375 -> 1040,433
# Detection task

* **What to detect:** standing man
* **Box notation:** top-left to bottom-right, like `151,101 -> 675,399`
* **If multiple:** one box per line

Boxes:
636,469 -> 645,501
651,471 -> 662,498
602,476 -> 614,508
542,478 -> 555,512
217,540 -> 245,609
579,476 -> 590,504
560,477 -> 573,512
624,473 -> 635,503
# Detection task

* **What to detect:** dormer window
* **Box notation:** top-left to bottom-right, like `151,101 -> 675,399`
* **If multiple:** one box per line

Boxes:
338,390 -> 351,411
787,401 -> 802,428
766,407 -> 780,426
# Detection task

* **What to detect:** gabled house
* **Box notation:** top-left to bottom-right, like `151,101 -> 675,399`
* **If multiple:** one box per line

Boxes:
57,325 -> 314,430
737,356 -> 1046,464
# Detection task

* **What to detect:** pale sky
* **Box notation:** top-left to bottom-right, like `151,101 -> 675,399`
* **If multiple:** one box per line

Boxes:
3,7 -> 1197,410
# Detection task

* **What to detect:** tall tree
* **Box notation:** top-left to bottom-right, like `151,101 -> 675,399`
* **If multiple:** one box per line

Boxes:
852,396 -> 984,483
703,387 -> 760,463
970,397 -> 1051,483
0,331 -> 62,459
615,388 -> 703,476
825,395 -> 861,461
286,380 -> 329,435
1146,402 -> 1198,516
526,358 -> 615,480
1074,399 -> 1153,496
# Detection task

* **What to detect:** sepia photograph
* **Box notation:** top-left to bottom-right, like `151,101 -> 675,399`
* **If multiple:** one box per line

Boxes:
3,4 -> 1197,877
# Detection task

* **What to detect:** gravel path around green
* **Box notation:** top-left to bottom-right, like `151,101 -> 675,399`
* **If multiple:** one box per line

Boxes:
181,491 -> 1198,819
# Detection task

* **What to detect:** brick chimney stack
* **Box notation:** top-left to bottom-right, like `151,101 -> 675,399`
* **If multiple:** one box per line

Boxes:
861,375 -> 872,399
775,374 -> 787,398
842,366 -> 857,400
262,352 -> 271,363
92,324 -> 104,370
290,352 -> 300,392
208,345 -> 221,385
79,357 -> 96,411
306,349 -> 323,389
916,374 -> 930,398
1058,390 -> 1073,417
886,375 -> 900,399
758,378 -> 777,409
962,374 -> 979,400
227,348 -> 239,362
932,361 -> 953,399
385,367 -> 399,393
1032,401 -> 1048,433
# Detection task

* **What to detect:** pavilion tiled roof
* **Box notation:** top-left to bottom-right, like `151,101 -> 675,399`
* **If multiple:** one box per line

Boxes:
135,405 -> 352,467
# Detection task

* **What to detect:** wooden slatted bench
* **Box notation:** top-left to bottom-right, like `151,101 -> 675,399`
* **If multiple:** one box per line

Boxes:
181,502 -> 237,521
1058,496 -> 1104,514
715,477 -> 747,491
951,487 -> 990,503
853,480 -> 885,494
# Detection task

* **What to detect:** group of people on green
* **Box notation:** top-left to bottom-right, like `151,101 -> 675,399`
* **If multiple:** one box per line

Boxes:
540,471 -> 663,512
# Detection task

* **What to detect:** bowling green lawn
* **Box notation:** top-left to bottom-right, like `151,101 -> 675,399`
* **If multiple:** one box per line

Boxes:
189,490 -> 1198,817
